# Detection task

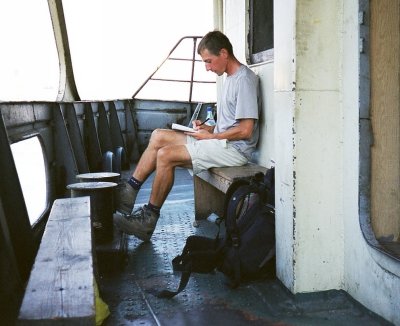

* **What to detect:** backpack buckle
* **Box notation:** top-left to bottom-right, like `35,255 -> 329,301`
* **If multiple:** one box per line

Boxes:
232,236 -> 240,247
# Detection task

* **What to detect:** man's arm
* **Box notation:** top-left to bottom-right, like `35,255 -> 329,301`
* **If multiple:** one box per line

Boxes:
187,118 -> 255,141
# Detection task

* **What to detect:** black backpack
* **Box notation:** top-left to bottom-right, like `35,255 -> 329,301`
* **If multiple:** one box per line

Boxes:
157,167 -> 275,299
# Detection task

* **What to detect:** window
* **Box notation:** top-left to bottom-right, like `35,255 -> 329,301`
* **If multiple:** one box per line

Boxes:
248,0 -> 274,64
62,1 -> 214,100
359,0 -> 400,260
11,137 -> 47,226
369,0 -> 400,257
0,0 -> 59,101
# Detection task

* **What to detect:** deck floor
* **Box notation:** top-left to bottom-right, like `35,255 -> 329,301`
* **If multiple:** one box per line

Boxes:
99,168 -> 391,326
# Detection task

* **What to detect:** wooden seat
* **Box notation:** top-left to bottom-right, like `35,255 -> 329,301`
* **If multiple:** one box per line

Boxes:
18,197 -> 95,325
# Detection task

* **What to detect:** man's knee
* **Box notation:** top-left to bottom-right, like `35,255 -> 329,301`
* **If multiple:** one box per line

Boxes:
156,145 -> 191,167
148,129 -> 168,149
149,128 -> 186,149
149,128 -> 163,142
156,146 -> 174,165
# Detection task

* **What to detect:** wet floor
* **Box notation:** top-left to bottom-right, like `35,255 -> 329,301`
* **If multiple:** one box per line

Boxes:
99,168 -> 392,326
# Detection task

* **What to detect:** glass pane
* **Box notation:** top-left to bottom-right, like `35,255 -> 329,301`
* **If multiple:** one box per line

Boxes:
251,0 -> 273,53
153,60 -> 193,81
138,57 -> 216,102
249,0 -> 274,64
191,82 -> 217,103
11,137 -> 47,226
136,80 -> 190,102
194,62 -> 217,83
0,0 -> 59,101
169,37 -> 199,60
62,1 -> 213,100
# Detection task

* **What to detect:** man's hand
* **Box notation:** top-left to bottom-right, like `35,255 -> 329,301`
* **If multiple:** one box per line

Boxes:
184,120 -> 215,139
186,118 -> 255,141
191,119 -> 215,132
185,128 -> 213,140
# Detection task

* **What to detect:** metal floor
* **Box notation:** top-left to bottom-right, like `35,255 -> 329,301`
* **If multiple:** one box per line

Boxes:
99,168 -> 391,326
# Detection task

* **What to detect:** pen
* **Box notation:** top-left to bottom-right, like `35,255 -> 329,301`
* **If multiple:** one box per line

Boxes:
198,118 -> 210,126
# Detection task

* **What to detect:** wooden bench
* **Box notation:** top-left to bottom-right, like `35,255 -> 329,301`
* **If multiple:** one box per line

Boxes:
194,163 -> 267,220
18,197 -> 95,325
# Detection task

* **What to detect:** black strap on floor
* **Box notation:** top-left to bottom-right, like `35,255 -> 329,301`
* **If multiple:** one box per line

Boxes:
156,263 -> 192,299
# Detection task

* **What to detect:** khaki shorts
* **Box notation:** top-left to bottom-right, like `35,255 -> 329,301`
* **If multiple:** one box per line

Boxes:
185,136 -> 248,175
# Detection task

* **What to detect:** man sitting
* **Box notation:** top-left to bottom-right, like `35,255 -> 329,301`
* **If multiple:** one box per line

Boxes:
114,30 -> 260,241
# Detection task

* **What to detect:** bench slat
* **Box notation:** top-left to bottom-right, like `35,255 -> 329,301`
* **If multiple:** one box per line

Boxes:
196,164 -> 267,193
18,197 -> 95,325
209,164 -> 267,181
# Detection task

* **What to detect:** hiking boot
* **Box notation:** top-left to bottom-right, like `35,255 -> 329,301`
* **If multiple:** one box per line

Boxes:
113,205 -> 159,241
116,183 -> 138,215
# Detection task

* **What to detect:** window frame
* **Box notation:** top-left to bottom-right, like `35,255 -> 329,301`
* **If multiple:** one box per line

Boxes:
10,134 -> 49,228
247,0 -> 274,65
358,0 -> 400,263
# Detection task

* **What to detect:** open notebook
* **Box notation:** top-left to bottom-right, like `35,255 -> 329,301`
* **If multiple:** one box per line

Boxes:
171,123 -> 197,133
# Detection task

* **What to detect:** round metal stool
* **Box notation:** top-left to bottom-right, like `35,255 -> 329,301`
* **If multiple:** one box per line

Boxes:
76,172 -> 121,212
76,172 -> 120,183
67,182 -> 117,244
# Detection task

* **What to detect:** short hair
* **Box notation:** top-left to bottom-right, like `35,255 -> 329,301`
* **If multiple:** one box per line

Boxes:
197,30 -> 234,56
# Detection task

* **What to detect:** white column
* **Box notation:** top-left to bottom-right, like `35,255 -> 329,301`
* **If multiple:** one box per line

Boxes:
275,0 -> 344,292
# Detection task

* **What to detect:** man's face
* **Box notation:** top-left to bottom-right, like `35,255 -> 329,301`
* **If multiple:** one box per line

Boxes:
199,48 -> 228,76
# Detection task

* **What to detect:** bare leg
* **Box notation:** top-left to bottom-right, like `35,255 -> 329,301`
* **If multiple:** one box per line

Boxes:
113,138 -> 193,241
116,129 -> 188,214
149,144 -> 192,207
132,129 -> 187,182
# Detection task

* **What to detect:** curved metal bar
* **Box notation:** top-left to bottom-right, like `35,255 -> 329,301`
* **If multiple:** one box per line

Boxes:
47,0 -> 80,101
132,36 -> 207,102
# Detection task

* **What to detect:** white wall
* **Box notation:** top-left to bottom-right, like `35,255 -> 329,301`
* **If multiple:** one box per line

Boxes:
294,0 -> 344,291
341,1 -> 400,324
276,0 -> 400,323
251,63 -> 274,167
221,0 -> 400,324
275,0 -> 345,292
223,0 -> 247,63
274,0 -> 297,290
222,0 -> 275,168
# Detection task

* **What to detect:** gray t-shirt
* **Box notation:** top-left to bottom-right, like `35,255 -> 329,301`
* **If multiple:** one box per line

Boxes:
214,64 -> 260,159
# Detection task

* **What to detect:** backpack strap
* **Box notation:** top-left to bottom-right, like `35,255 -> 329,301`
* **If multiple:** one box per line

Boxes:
157,236 -> 220,299
157,262 -> 193,298
222,179 -> 251,220
230,241 -> 241,288
157,242 -> 193,298
219,179 -> 248,287
224,184 -> 256,287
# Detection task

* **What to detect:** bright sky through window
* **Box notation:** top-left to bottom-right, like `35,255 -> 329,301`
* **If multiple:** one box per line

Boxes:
0,0 -> 214,101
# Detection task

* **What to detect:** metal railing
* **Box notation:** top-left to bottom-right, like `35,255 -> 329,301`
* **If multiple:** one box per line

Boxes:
131,36 -> 215,103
